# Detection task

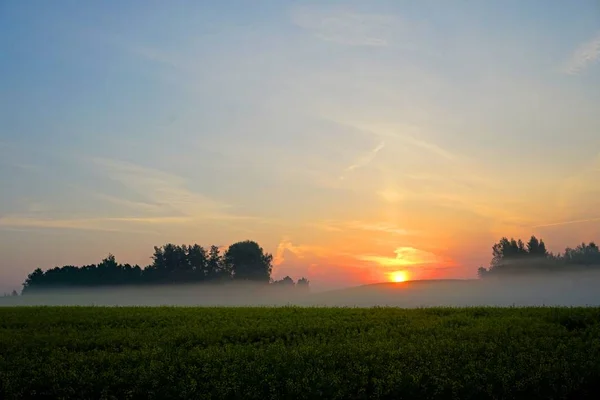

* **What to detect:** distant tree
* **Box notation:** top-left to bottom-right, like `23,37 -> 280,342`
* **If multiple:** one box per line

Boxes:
297,277 -> 310,291
562,242 -> 600,266
477,266 -> 488,278
273,276 -> 295,286
479,236 -> 600,278
224,240 -> 273,283
11,290 -> 18,296
490,237 -> 529,269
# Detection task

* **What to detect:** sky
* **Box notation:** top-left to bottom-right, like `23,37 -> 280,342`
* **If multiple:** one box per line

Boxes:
1,0 -> 600,292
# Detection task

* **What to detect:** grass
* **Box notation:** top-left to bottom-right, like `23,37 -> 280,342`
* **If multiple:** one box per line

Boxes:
2,306 -> 600,399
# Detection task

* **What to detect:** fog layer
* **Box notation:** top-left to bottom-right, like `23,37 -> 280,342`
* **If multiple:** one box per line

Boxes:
3,271 -> 600,307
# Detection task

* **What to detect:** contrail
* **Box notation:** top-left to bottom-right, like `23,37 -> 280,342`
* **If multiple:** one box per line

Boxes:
345,141 -> 385,172
533,217 -> 600,228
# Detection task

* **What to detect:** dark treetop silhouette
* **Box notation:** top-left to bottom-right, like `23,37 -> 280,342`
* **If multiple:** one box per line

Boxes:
21,240 -> 309,294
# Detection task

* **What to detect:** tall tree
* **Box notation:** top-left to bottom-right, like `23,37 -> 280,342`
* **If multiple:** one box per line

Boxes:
187,244 -> 208,278
224,240 -> 273,282
526,236 -> 548,257
207,245 -> 226,280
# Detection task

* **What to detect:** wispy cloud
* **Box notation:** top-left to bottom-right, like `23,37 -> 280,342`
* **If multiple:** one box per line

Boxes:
533,216 -> 600,229
400,134 -> 456,161
563,32 -> 600,75
0,215 -> 165,234
291,6 -> 397,47
93,193 -> 166,213
339,141 -> 385,180
0,158 -> 259,233
331,119 -> 458,162
345,141 -> 385,172
92,157 -> 247,221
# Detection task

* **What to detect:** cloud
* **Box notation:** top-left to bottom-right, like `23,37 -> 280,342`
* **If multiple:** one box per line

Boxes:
339,141 -> 385,180
0,216 -> 165,234
92,157 -> 249,221
563,32 -> 600,75
0,158 -> 259,233
330,119 -> 459,162
345,141 -> 385,172
291,6 -> 397,47
273,237 -> 330,266
400,135 -> 456,161
93,193 -> 166,213
358,246 -> 442,268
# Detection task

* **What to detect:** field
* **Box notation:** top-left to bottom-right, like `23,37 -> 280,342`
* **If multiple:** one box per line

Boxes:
2,307 -> 600,399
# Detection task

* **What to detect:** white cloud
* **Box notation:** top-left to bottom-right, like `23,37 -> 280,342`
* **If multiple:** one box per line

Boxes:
563,32 -> 600,75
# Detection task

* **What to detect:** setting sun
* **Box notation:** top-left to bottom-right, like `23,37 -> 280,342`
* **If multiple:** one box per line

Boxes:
389,271 -> 408,283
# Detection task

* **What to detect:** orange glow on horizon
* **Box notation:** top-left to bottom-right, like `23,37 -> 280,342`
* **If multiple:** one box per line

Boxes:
388,270 -> 408,283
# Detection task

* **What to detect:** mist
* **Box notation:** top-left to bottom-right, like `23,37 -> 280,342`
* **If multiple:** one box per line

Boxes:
3,270 -> 600,307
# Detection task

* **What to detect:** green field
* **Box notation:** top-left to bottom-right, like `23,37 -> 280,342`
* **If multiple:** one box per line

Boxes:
2,307 -> 600,399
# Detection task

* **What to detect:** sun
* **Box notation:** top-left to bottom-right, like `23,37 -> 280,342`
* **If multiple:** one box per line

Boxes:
389,270 -> 408,283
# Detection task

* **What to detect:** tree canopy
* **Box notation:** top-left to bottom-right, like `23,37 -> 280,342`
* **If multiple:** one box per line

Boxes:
21,240 -> 308,294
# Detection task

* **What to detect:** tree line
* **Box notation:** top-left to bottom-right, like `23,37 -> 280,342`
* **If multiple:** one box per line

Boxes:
21,240 -> 309,294
478,236 -> 600,277
17,235 -> 600,294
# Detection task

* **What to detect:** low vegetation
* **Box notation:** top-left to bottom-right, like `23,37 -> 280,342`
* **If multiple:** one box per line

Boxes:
2,307 -> 600,399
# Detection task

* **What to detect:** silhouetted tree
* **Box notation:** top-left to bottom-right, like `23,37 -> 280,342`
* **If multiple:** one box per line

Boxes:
526,236 -> 548,257
224,240 -> 273,283
207,245 -> 227,280
479,236 -> 600,277
477,266 -> 488,278
297,277 -> 310,291
562,242 -> 600,266
20,241 -> 279,293
273,276 -> 295,286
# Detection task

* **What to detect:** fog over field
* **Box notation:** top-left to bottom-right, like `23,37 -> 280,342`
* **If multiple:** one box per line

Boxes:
3,271 -> 600,308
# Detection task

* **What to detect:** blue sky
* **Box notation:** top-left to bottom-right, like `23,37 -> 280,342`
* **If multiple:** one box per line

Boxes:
1,0 -> 600,292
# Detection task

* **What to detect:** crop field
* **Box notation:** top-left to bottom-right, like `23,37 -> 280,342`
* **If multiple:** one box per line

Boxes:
2,307 -> 600,399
